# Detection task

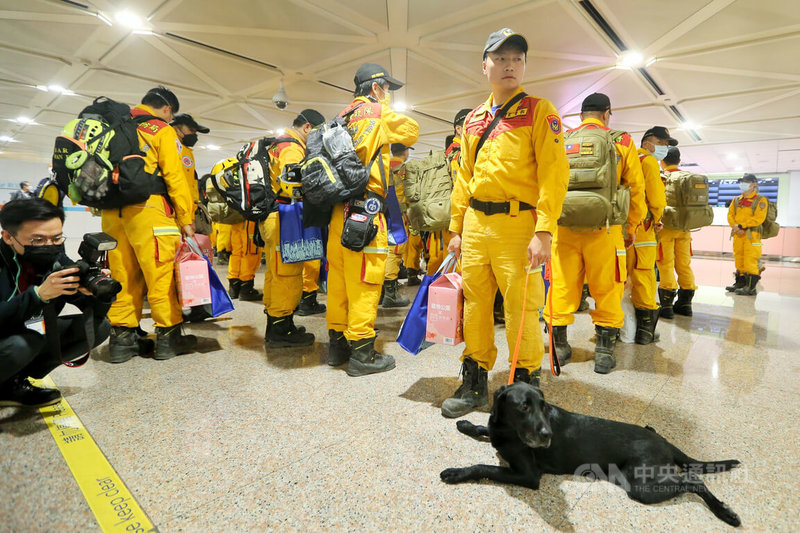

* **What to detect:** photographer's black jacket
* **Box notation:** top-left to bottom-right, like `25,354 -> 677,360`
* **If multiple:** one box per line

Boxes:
0,240 -> 91,333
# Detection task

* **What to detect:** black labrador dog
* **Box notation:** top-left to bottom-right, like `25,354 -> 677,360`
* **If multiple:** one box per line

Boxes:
441,383 -> 741,527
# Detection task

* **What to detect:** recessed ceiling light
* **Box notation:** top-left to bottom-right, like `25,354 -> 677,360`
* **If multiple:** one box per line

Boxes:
15,117 -> 35,125
726,153 -> 738,160
115,10 -> 144,29
0,135 -> 17,143
617,50 -> 644,68
682,121 -> 702,130
392,102 -> 408,112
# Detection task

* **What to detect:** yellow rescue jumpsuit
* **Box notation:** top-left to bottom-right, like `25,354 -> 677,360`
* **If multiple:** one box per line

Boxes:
327,97 -> 419,341
385,156 -> 408,281
227,220 -> 261,282
178,142 -> 199,217
450,87 -> 569,372
728,190 -> 768,275
259,129 -> 306,316
303,260 -> 321,293
544,118 -> 646,329
626,148 -> 666,310
656,164 -> 697,290
215,223 -> 232,252
102,105 -> 193,328
427,136 -> 461,275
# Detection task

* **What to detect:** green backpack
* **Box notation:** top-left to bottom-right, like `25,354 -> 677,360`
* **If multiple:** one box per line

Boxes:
201,173 -> 244,225
558,128 -> 629,229
661,170 -> 714,231
734,194 -> 779,239
403,150 -> 452,232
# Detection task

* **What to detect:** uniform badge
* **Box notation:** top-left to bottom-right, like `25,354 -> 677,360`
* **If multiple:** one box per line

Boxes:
546,114 -> 561,135
364,197 -> 380,215
760,200 -> 767,209
565,143 -> 579,154
175,138 -> 183,153
182,156 -> 193,168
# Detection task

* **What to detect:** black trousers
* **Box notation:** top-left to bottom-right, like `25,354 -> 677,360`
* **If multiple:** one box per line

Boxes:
0,312 -> 110,386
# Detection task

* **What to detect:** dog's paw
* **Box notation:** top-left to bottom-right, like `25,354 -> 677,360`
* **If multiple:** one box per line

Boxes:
456,420 -> 475,434
440,468 -> 469,484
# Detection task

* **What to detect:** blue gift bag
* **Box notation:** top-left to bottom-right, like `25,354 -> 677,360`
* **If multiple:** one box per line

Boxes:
397,252 -> 457,354
385,185 -> 407,246
278,202 -> 324,264
186,238 -> 234,317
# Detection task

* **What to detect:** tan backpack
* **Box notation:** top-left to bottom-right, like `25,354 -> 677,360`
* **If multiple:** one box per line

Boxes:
734,194 -> 780,239
661,170 -> 714,231
403,150 -> 452,232
558,127 -> 629,229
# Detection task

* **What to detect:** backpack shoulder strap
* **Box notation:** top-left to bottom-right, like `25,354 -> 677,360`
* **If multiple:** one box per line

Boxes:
474,92 -> 527,164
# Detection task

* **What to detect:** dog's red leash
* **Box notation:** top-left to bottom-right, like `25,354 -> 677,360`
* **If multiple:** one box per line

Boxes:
508,260 -> 559,386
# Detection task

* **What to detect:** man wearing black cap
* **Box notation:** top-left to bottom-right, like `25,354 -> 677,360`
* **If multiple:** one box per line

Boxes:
381,143 -> 414,307
324,64 -> 418,376
104,86 -> 198,362
624,126 -> 669,342
657,146 -> 699,316
543,92 -> 646,375
171,113 -> 210,220
441,28 -> 570,417
726,173 -> 767,295
261,109 -> 326,347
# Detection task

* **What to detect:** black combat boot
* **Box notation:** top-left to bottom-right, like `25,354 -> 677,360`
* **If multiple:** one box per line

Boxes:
382,279 -> 410,308
265,314 -> 315,347
297,290 -> 326,316
674,289 -> 695,316
726,272 -> 745,292
577,284 -> 590,312
263,309 -> 306,338
155,324 -> 197,360
551,325 -> 572,365
347,336 -> 395,377
398,264 -> 408,280
441,358 -> 488,418
228,278 -> 241,299
0,375 -> 61,407
594,325 -> 619,374
513,367 -> 541,388
634,308 -> 660,345
658,288 -> 677,319
327,329 -> 351,366
216,250 -> 230,265
407,269 -> 422,287
109,326 -> 154,363
238,279 -> 261,301
734,274 -> 760,296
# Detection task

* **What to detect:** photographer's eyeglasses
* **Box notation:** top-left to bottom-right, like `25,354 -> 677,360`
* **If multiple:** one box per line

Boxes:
17,235 -> 67,246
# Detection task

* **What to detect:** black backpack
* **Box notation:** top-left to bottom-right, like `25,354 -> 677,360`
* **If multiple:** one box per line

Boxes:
51,97 -> 165,209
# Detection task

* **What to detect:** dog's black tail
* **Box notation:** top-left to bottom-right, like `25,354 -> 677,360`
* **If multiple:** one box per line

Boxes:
668,443 -> 740,473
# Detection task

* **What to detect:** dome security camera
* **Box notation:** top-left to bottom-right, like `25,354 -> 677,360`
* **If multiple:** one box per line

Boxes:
273,81 -> 289,110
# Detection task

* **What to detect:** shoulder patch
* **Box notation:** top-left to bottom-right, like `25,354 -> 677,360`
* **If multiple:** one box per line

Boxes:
615,133 -> 633,147
182,155 -> 193,168
760,199 -> 767,209
175,138 -> 183,153
546,114 -> 561,135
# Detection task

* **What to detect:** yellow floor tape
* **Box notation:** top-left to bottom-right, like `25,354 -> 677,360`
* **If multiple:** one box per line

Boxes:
35,376 -> 157,533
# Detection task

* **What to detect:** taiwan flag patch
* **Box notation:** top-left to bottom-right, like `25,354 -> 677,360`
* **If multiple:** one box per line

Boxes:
547,114 -> 561,135
565,143 -> 580,154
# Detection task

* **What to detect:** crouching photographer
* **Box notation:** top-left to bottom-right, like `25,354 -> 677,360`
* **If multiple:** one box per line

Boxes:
0,199 -> 115,407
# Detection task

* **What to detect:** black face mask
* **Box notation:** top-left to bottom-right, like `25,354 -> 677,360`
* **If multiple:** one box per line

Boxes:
21,244 -> 65,272
182,133 -> 198,147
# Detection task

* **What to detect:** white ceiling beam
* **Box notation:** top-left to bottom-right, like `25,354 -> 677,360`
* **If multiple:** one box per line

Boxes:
418,0 -> 551,42
0,10 -> 96,24
288,0 -> 381,37
660,25 -> 800,61
145,35 -> 232,97
702,87 -> 800,124
657,61 -> 800,83
643,0 -> 736,56
154,23 -> 372,43
559,69 -> 626,115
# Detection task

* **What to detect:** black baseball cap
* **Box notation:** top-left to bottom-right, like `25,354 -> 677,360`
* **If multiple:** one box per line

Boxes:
454,108 -> 472,127
354,63 -> 404,90
581,93 -> 611,112
739,173 -> 757,183
642,126 -> 678,146
391,143 -> 414,155
483,28 -> 528,58
171,113 -> 209,134
297,109 -> 325,127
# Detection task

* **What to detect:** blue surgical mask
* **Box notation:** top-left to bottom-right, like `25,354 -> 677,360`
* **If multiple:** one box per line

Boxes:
739,183 -> 752,192
652,145 -> 669,160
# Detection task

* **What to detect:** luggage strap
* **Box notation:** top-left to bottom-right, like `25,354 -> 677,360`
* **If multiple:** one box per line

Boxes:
470,198 -> 533,216
474,92 -> 527,164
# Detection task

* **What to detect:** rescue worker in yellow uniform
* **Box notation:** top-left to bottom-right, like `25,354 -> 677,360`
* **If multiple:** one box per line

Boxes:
261,109 -> 326,346
104,87 -> 197,362
326,63 -> 419,376
544,92 -> 646,375
171,113 -> 212,322
381,143 -> 413,308
215,223 -> 232,264
400,147 -> 425,285
628,126 -> 669,343
657,146 -> 698,316
427,108 -> 471,275
227,219 -> 262,301
296,259 -> 325,315
727,173 -> 767,296
442,29 -> 569,417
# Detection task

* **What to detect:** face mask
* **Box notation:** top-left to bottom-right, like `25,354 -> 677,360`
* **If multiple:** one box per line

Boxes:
739,183 -> 752,192
182,133 -> 198,147
21,243 -> 65,271
652,144 -> 669,161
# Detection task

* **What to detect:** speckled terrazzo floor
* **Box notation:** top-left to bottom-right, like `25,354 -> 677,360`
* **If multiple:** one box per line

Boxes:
2,259 -> 798,532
